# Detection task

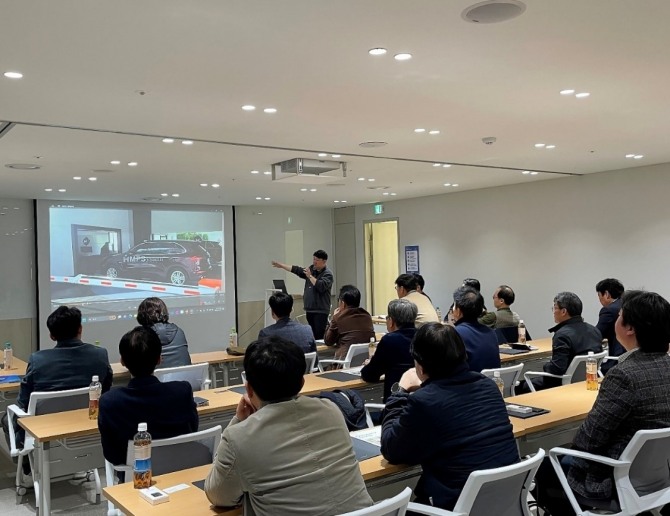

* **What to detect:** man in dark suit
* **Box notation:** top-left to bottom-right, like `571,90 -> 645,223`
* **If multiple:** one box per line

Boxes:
2,305 -> 113,450
595,278 -> 625,374
325,285 -> 375,360
258,292 -> 316,354
98,326 -> 198,468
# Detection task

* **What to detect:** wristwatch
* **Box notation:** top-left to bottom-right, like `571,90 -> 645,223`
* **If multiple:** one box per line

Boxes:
390,382 -> 407,395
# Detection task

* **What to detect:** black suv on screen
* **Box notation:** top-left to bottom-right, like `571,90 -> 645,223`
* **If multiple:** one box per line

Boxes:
100,240 -> 212,286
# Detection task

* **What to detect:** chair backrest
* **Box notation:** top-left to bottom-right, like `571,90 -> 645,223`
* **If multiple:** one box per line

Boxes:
154,362 -> 210,391
123,425 -> 222,477
28,386 -> 91,416
481,363 -> 524,397
495,326 -> 533,344
338,487 -> 411,516
452,449 -> 545,516
345,343 -> 371,368
304,351 -> 317,373
564,350 -> 607,384
619,427 -> 670,507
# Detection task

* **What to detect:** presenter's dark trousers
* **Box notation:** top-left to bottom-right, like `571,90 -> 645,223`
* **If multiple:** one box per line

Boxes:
306,312 -> 328,340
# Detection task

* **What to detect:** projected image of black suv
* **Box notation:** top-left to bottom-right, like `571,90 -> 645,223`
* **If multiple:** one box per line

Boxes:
100,240 -> 212,286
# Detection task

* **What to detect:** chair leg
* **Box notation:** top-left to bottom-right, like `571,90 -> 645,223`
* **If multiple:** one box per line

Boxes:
93,468 -> 101,504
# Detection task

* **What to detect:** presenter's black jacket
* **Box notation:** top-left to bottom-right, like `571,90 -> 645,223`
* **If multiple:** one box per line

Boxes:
17,338 -> 113,410
380,363 -> 519,511
290,264 -> 333,314
98,375 -> 198,466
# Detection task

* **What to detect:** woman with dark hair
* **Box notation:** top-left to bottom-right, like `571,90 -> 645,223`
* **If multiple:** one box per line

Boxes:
136,297 -> 191,368
380,323 -> 519,512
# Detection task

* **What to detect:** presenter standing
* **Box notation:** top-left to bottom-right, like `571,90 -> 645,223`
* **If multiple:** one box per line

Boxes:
272,250 -> 333,339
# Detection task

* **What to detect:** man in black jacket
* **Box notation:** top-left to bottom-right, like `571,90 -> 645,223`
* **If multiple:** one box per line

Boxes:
595,278 -> 625,374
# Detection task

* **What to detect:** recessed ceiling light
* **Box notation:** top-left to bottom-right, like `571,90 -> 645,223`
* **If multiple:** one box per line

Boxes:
534,143 -> 545,148
625,154 -> 635,158
263,108 -> 277,114
341,200 -> 347,203
4,71 -> 23,79
368,48 -> 387,56
390,192 -> 397,196
394,53 -> 412,61
444,183 -> 451,186
331,154 -> 341,158
634,155 -> 644,159
58,188 -> 66,192
110,160 -> 120,165
181,140 -> 194,145
44,188 -> 53,192
127,162 -> 138,167
310,188 -> 317,192
334,200 -> 340,203
545,145 -> 556,149
522,171 -> 530,175
250,170 -> 260,174
383,192 -> 390,196
161,193 -> 168,197
255,196 -> 262,200
88,177 -> 97,181
530,172 -> 539,175
429,130 -> 440,135
452,184 -> 459,187
414,128 -> 426,133
211,183 -> 220,188
575,92 -> 590,98
171,193 -> 179,197
560,89 -> 575,95
73,176 -> 81,180
162,138 -> 174,143
200,183 -> 208,187
242,105 -> 256,111
433,163 -> 441,167
358,177 -> 365,181
263,171 -> 272,175
442,164 -> 451,168
300,188 -> 308,192
317,153 -> 327,157
368,178 -> 375,182
264,197 -> 271,200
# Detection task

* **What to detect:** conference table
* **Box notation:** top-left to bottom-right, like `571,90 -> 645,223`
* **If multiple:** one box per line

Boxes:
0,357 -> 29,412
102,381 -> 599,516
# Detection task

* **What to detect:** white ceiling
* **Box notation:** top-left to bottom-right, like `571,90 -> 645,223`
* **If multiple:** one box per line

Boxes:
1,0 -> 670,207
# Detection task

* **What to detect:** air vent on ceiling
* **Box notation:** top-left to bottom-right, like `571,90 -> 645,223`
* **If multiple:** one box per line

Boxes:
462,1 -> 526,24
272,158 -> 347,184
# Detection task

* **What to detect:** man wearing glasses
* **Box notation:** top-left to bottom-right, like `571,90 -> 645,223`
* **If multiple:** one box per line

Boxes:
394,274 -> 439,327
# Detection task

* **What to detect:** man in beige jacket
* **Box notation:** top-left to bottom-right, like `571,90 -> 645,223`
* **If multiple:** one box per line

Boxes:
205,336 -> 373,515
395,274 -> 439,327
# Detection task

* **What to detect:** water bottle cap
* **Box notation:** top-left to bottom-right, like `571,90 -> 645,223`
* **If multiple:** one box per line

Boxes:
519,320 -> 524,324
4,342 -> 10,349
370,337 -> 376,343
92,375 -> 99,382
138,422 -> 148,432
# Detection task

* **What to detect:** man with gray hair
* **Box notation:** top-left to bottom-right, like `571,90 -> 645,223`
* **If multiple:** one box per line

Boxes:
527,291 -> 602,392
361,298 -> 417,401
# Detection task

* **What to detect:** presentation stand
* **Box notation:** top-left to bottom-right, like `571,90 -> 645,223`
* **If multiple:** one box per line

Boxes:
264,289 -> 282,328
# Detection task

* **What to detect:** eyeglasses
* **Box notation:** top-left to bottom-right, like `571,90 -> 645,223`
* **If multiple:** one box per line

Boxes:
552,305 -> 564,312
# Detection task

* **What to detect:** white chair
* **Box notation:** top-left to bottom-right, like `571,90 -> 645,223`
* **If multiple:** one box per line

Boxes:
338,487 -> 412,515
598,355 -> 620,377
154,362 -> 211,391
105,425 -> 222,516
481,363 -> 524,397
407,449 -> 545,516
318,343 -> 370,371
523,350 -> 607,392
6,387 -> 102,504
549,428 -> 670,516
364,403 -> 385,428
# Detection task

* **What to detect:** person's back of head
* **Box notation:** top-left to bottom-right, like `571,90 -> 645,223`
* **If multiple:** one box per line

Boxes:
453,286 -> 484,321
387,299 -> 418,328
413,274 -> 425,292
497,285 -> 515,306
620,290 -> 670,353
244,336 -> 305,402
119,326 -> 162,377
411,323 -> 467,379
136,297 -> 169,326
338,285 -> 361,308
595,278 -> 624,299
47,305 -> 82,341
395,274 -> 418,291
462,278 -> 481,292
269,292 -> 293,318
554,291 -> 583,317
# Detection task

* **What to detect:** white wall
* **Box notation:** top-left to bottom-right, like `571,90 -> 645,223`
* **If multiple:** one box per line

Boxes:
353,163 -> 670,338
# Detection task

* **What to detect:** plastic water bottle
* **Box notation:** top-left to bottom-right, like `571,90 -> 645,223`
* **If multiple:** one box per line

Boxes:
517,320 -> 526,344
435,307 -> 442,321
229,327 -> 238,347
88,375 -> 102,420
3,342 -> 13,370
368,337 -> 377,358
493,371 -> 505,396
133,423 -> 152,489
586,351 -> 598,391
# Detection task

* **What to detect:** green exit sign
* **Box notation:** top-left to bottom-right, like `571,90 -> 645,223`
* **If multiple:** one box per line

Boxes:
374,203 -> 384,215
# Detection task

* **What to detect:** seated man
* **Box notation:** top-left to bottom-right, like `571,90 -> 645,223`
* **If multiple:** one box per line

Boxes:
2,305 -> 113,449
361,298 -> 417,401
537,290 -> 670,514
381,323 -> 519,512
205,336 -> 373,515
395,273 -> 438,327
324,285 -> 374,359
258,292 -> 316,355
527,291 -> 602,391
98,326 -> 198,468
452,286 -> 500,372
491,285 -> 521,328
595,278 -> 625,374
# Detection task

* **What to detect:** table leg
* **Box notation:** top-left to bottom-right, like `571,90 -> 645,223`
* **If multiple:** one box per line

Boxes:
40,440 -> 51,516
223,363 -> 229,387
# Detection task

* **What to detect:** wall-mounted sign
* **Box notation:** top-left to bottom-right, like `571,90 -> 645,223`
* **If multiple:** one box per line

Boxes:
405,245 -> 419,273
373,203 -> 384,215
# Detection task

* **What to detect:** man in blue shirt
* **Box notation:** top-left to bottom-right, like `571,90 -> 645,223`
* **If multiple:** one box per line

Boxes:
258,293 -> 317,355
452,286 -> 500,372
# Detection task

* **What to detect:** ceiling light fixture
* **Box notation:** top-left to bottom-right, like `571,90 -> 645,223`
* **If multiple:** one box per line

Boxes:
263,171 -> 271,175
242,105 -> 256,111
560,89 -> 575,95
110,160 -> 120,165
161,193 -> 168,197
383,192 -> 390,196
310,188 -> 317,192
414,128 -> 425,133
88,177 -> 97,181
625,154 -> 635,158
575,92 -> 590,98
58,188 -> 66,192
442,164 -> 451,168
181,140 -> 194,145
530,172 -> 539,175
171,193 -> 179,197
545,145 -> 556,149
331,154 -> 341,158
300,188 -> 308,192
264,197 -> 271,200
358,177 -> 365,181
318,153 -> 327,157
162,138 -> 174,143
211,183 -> 220,188
429,130 -> 440,135
255,196 -> 262,200
522,171 -> 530,175
633,155 -> 644,159
44,188 -> 53,192
433,163 -> 441,167
444,183 -> 451,186
127,162 -> 138,166
73,176 -> 81,180
200,183 -> 208,187
390,192 -> 397,196
263,108 -> 277,114
452,184 -> 459,187
368,178 -> 375,182
394,53 -> 412,61
250,170 -> 259,174
4,71 -> 23,79
534,143 -> 545,148
368,48 -> 387,56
